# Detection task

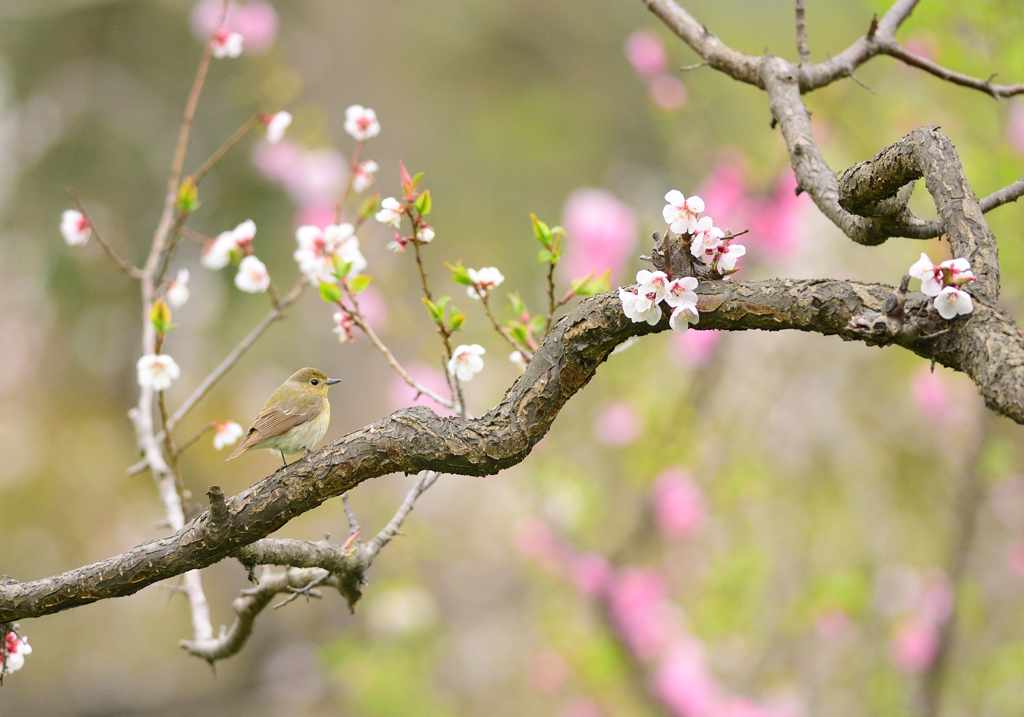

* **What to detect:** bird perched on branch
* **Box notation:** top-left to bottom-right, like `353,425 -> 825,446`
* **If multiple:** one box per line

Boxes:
228,367 -> 340,467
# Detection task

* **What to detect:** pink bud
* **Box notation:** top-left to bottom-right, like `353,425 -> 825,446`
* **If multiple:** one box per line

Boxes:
649,74 -> 687,111
891,617 -> 940,673
594,402 -> 642,447
625,30 -> 669,78
652,469 -> 706,539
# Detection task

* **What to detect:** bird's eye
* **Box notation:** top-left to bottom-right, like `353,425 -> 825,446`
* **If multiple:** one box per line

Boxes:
310,379 -> 319,386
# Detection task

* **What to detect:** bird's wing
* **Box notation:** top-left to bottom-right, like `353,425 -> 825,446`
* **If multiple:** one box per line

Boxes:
227,399 -> 323,460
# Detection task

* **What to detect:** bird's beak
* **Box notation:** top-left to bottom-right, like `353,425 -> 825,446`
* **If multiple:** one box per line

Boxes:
326,378 -> 342,386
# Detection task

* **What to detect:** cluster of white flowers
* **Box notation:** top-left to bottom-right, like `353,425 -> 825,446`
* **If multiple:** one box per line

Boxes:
213,421 -> 244,450
909,253 -> 975,319
212,28 -> 243,58
466,267 -> 505,300
201,219 -> 270,293
3,633 -> 32,675
619,270 -> 699,332
333,310 -> 356,342
60,209 -> 91,246
137,354 -> 181,392
263,111 -> 292,144
166,268 -> 190,308
663,191 -> 745,272
448,344 -> 486,381
294,223 -> 367,284
344,105 -> 381,141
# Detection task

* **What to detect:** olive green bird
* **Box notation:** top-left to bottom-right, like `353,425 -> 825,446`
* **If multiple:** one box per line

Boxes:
228,367 -> 341,467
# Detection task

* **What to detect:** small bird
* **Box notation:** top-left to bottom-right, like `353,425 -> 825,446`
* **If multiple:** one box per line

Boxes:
228,367 -> 341,467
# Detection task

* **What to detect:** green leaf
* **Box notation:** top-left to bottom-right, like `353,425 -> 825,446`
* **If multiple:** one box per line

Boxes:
175,177 -> 200,213
570,269 -> 611,296
537,249 -> 555,264
509,323 -> 529,346
530,213 -> 551,246
333,259 -> 354,282
411,172 -> 425,191
508,292 -> 528,317
358,194 -> 380,220
414,190 -> 432,216
446,261 -> 474,286
319,282 -> 342,303
421,297 -> 442,323
449,310 -> 466,332
349,275 -> 372,294
436,295 -> 451,311
528,315 -> 546,332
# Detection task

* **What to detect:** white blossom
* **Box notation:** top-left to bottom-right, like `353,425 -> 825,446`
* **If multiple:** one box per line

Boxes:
669,304 -> 700,333
448,344 -> 486,381
509,350 -> 528,372
690,216 -> 724,265
264,112 -> 292,144
333,310 -> 355,342
665,276 -> 698,308
619,287 -> 662,325
466,267 -> 505,299
940,257 -> 974,283
416,225 -> 435,243
344,105 -> 381,141
375,197 -> 403,228
294,223 -> 366,283
934,285 -> 974,320
213,421 -> 244,450
61,209 -> 91,246
234,255 -> 270,293
3,634 -> 31,674
636,270 -> 669,303
202,220 -> 256,270
352,160 -> 379,193
165,269 -> 190,308
212,29 -> 243,58
909,253 -> 943,297
137,354 -> 181,392
662,190 -> 705,235
715,242 -> 746,274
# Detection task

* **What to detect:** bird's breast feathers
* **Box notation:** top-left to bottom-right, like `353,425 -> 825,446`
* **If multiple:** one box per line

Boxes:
252,401 -> 330,455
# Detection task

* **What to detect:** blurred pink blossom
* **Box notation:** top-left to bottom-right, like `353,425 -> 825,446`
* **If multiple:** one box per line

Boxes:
720,700 -> 770,717
389,361 -> 456,417
699,159 -> 751,230
570,553 -> 612,596
653,469 -> 706,539
594,401 -> 642,447
514,517 -> 565,572
295,204 -> 338,230
891,617 -> 940,673
649,75 -> 688,111
910,365 -> 950,419
814,608 -> 852,644
1007,541 -> 1024,578
608,568 -> 677,659
670,329 -> 721,368
253,140 -> 346,208
651,640 -> 721,717
561,189 -> 638,283
918,572 -> 953,625
625,30 -> 669,78
190,0 -> 278,53
356,285 -> 389,333
1007,100 -> 1024,156
559,697 -> 603,717
904,31 -> 939,63
528,650 -> 569,692
992,476 -> 1024,532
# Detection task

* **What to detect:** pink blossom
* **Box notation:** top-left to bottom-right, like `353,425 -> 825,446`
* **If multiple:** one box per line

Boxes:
513,517 -> 564,572
389,362 -> 456,417
190,0 -> 278,53
559,697 -> 603,717
904,31 -> 939,63
625,30 -> 668,78
698,159 -> 751,232
814,608 -> 852,644
295,204 -> 339,230
910,365 -> 949,419
1007,540 -> 1024,578
653,469 -> 706,539
918,572 -> 953,625
651,640 -> 721,717
720,700 -> 770,717
670,329 -> 721,368
356,284 -> 389,332
570,553 -> 612,596
747,171 -> 808,260
528,650 -> 569,692
1008,100 -> 1024,156
891,617 -> 940,673
594,401 -> 642,447
608,569 -> 676,659
252,140 -> 346,208
649,75 -> 687,111
560,189 -> 638,283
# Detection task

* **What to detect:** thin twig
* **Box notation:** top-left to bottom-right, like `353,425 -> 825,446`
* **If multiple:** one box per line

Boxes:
367,471 -> 441,558
191,115 -> 262,187
334,140 -> 365,225
342,494 -> 360,537
883,42 -> 1024,99
795,0 -> 810,64
543,261 -> 557,335
65,187 -> 141,278
481,294 -> 534,359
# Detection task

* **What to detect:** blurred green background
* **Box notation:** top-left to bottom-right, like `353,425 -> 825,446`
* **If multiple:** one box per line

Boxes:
1,0 -> 1024,715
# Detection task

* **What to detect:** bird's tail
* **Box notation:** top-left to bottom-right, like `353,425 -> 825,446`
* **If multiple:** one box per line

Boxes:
227,431 -> 256,461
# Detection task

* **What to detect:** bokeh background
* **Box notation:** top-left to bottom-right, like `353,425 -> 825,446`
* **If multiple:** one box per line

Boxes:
1,0 -> 1024,715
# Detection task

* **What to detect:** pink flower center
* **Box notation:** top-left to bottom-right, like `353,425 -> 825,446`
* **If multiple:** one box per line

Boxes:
214,28 -> 230,45
77,216 -> 89,232
356,116 -> 374,131
4,634 -> 18,654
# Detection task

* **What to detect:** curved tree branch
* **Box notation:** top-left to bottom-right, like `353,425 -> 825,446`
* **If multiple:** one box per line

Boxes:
4,274 -> 1024,622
